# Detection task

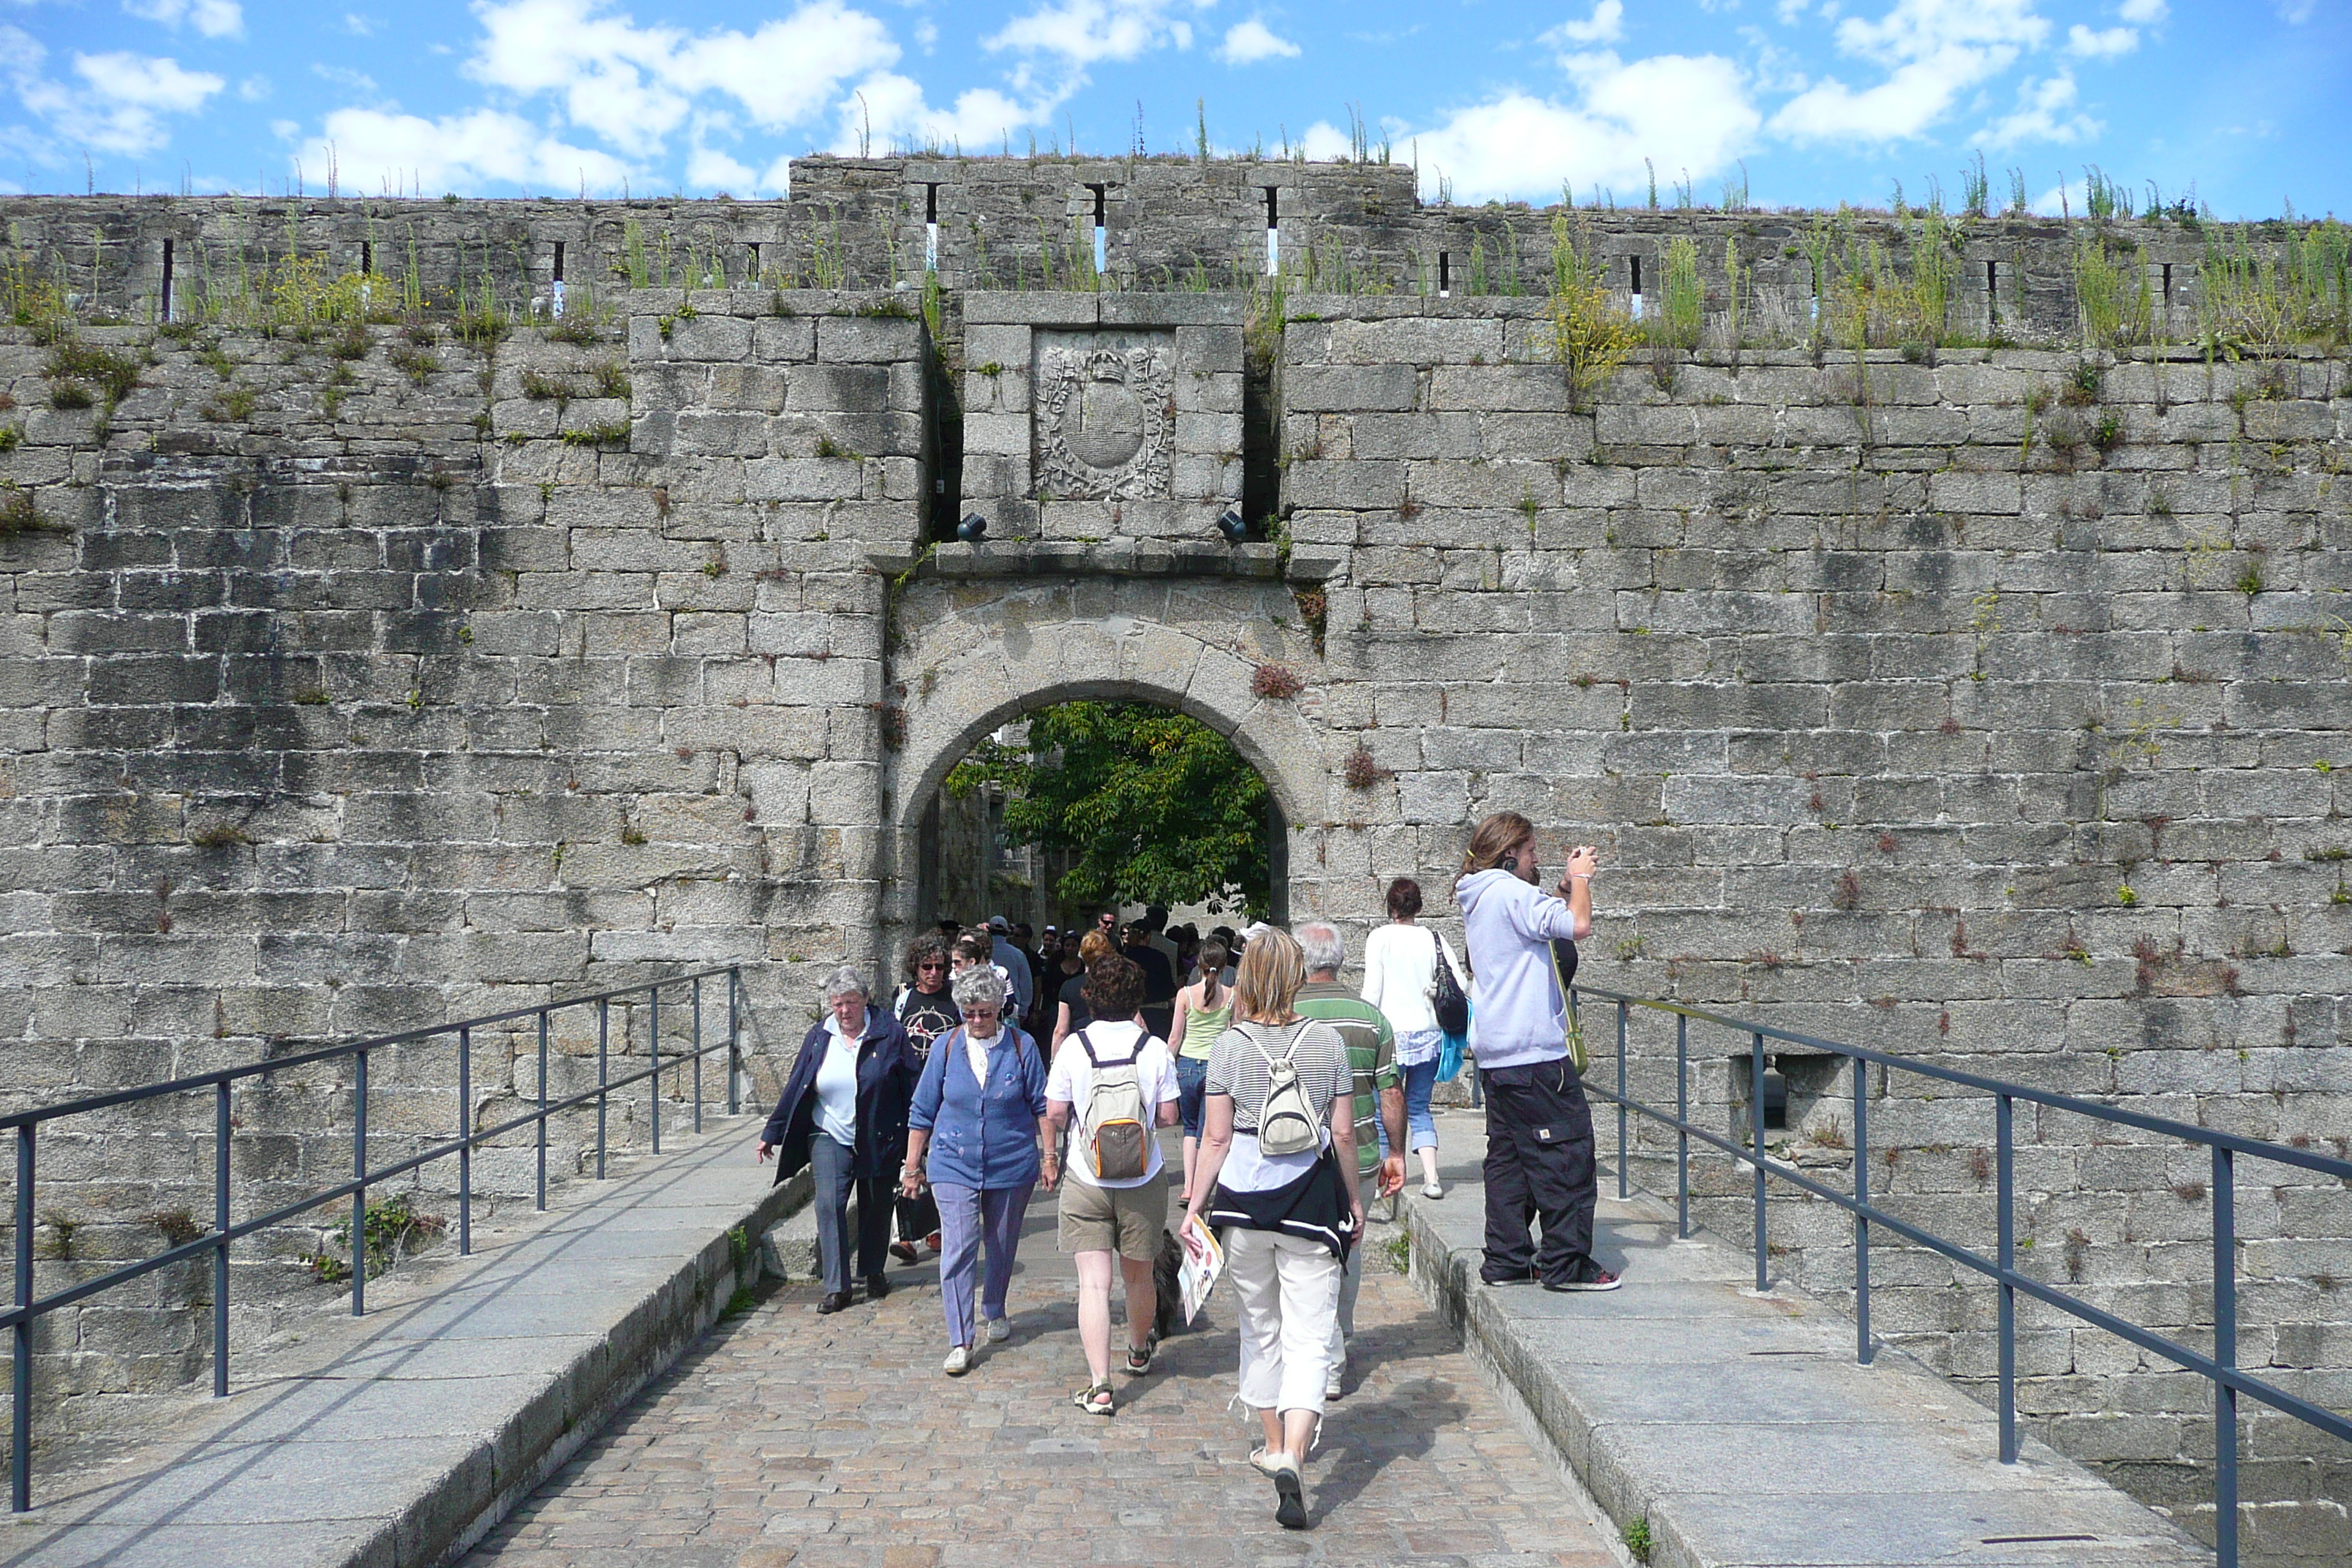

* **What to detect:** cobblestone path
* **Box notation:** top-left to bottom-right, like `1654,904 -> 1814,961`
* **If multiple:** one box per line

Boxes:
466,1197 -> 1618,1568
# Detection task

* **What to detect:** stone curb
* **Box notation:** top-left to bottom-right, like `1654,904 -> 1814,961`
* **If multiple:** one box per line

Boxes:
1398,1172 -> 2214,1568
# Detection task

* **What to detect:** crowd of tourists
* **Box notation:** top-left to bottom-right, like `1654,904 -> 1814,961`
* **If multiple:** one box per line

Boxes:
754,811 -> 1609,1531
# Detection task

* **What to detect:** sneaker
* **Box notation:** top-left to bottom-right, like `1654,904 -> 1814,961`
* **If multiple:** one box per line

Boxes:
943,1344 -> 971,1377
984,1316 -> 1011,1344
889,1241 -> 920,1265
1324,1358 -> 1345,1401
1270,1455 -> 1307,1530
1248,1446 -> 1287,1478
1072,1382 -> 1114,1417
1543,1261 -> 1623,1293
1421,1181 -> 1444,1200
1123,1340 -> 1155,1376
1480,1267 -> 1539,1287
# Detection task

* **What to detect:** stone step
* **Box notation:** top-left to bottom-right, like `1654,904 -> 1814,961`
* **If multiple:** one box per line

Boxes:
1402,1119 -> 2215,1568
0,1116 -> 803,1568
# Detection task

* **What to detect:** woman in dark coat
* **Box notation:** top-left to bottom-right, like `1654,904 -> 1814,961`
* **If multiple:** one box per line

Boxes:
756,965 -> 920,1314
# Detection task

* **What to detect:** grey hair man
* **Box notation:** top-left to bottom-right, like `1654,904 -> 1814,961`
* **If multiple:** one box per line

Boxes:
1289,919 -> 1406,1398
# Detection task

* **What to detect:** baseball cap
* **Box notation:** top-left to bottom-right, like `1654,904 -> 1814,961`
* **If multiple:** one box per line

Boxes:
987,914 -> 1009,932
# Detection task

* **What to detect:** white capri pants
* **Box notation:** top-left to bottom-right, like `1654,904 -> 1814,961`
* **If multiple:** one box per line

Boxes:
1224,1227 -> 1342,1417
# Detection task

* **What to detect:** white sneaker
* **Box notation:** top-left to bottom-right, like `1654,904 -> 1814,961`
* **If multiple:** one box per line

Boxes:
984,1316 -> 1011,1344
943,1344 -> 971,1377
1325,1354 -> 1346,1400
1422,1181 -> 1444,1199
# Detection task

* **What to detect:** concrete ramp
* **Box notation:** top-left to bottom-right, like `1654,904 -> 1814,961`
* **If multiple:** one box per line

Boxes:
1404,1128 -> 2213,1568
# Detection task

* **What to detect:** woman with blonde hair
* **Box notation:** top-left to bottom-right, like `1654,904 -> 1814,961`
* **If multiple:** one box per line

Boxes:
1182,928 -> 1361,1530
1052,927 -> 1120,1047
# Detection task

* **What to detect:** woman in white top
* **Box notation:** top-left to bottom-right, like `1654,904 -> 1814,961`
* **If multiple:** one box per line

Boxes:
1359,878 -> 1462,1199
1044,954 -> 1180,1417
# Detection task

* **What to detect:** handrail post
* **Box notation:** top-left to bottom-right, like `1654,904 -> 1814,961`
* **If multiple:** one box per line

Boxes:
2214,1143 -> 2238,1568
213,1081 -> 230,1397
13,1125 -> 35,1512
1853,1055 -> 1872,1366
1674,1013 -> 1689,1240
1751,1032 -> 1767,1292
352,1050 -> 368,1318
457,1027 -> 472,1256
726,967 -> 740,1117
1996,1091 -> 2015,1463
596,1000 -> 609,1181
650,986 -> 662,1156
693,977 -> 704,1136
535,1010 -> 549,1213
1615,1000 -> 1628,1200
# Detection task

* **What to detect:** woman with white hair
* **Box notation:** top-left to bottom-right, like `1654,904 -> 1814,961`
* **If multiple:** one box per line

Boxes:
758,966 -> 921,1314
902,962 -> 1053,1376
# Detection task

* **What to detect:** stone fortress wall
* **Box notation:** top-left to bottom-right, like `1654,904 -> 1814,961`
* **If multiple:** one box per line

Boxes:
0,158 -> 2347,1559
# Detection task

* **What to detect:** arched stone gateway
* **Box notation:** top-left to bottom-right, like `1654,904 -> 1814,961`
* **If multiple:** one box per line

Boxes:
882,562 -> 1331,941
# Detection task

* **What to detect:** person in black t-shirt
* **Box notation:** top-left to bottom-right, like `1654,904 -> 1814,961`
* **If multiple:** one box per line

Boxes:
891,935 -> 957,1260
1054,928 -> 1115,1046
1124,921 -> 1179,1042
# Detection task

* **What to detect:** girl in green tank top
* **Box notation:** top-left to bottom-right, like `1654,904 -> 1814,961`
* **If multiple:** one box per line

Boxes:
1171,937 -> 1233,1060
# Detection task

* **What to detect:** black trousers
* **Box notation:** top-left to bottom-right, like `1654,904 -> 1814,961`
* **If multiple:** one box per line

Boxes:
810,1135 -> 894,1294
1480,1058 -> 1598,1285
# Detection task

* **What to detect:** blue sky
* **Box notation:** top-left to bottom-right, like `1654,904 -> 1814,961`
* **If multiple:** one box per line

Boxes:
3,0 -> 2345,216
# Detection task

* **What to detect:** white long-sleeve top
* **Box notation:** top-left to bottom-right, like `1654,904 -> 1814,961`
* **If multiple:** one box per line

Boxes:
1360,922 -> 1443,1036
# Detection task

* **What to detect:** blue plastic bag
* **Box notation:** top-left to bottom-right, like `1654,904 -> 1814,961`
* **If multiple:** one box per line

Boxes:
1436,1000 -> 1470,1083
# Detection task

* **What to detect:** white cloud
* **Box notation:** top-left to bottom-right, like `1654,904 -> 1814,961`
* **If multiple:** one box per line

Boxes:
6,37 -> 225,156
2117,0 -> 2166,20
1974,69 -> 2100,146
2066,23 -> 2136,56
1771,0 -> 2050,142
2274,0 -> 2313,20
122,0 -> 243,37
686,140 -> 755,192
466,0 -> 898,155
297,105 -> 632,195
235,73 -> 265,99
1216,18 -> 1297,64
986,0 -> 1200,67
834,69 -> 1061,154
1544,0 -> 1624,47
343,12 -> 374,33
1403,50 -> 1758,203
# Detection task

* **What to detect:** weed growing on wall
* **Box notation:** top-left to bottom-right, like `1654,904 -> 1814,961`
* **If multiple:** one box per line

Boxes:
1547,213 -> 1639,408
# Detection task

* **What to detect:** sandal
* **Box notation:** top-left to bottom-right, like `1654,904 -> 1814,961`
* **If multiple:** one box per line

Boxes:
1071,1382 -> 1115,1417
1123,1339 -> 1155,1376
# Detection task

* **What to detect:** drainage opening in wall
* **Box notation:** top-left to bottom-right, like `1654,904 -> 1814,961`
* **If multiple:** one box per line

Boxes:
1731,1052 -> 1848,1146
913,699 -> 1284,959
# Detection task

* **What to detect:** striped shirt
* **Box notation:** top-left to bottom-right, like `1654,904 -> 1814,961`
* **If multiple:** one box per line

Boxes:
1294,981 -> 1398,1180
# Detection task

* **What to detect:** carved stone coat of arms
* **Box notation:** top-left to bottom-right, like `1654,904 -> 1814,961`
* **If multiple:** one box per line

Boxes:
1034,337 -> 1174,500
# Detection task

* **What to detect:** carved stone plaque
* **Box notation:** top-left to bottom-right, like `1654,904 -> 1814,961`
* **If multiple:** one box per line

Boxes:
1033,331 -> 1173,500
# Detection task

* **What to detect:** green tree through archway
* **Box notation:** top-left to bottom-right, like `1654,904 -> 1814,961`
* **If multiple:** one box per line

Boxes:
945,702 -> 1270,916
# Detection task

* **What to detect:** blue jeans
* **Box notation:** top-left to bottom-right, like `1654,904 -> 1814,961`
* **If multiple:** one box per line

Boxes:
1175,1055 -> 1210,1138
1401,1056 -> 1440,1151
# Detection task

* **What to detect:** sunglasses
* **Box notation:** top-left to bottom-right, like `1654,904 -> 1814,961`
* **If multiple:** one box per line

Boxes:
917,961 -> 946,971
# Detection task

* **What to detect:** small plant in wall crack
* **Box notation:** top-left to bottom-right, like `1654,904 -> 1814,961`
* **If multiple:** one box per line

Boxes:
1342,744 -> 1393,791
1620,1516 -> 1654,1564
1251,663 -> 1305,701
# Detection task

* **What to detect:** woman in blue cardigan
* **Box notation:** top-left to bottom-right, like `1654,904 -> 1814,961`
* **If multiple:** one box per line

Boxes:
899,964 -> 1054,1376
756,965 -> 919,1314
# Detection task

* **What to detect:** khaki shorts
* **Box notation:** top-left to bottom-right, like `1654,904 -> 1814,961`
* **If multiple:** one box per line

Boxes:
1058,1170 -> 1169,1261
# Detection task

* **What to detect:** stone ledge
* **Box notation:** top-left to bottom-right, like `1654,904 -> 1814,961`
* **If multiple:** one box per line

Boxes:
0,1118 -> 805,1568
866,539 -> 1340,582
1401,1124 -> 2214,1568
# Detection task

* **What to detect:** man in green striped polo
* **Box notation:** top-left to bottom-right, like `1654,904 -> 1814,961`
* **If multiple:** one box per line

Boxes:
1292,920 -> 1406,1400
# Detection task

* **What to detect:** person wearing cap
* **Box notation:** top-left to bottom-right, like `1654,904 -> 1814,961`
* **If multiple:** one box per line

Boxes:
988,915 -> 1035,1015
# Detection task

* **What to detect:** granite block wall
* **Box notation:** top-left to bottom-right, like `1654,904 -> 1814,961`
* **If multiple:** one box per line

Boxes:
0,178 -> 2345,1556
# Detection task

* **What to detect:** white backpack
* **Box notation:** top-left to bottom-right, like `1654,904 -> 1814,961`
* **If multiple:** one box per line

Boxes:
1076,1030 -> 1150,1181
1251,1023 -> 1323,1158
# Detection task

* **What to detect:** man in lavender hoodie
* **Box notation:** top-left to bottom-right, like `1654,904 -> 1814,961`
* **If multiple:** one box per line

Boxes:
1455,811 -> 1618,1292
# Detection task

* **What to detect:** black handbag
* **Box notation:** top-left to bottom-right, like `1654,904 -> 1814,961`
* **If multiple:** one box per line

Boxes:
1429,931 -> 1470,1037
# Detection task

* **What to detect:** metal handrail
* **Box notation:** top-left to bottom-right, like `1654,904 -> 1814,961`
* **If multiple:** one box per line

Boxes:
5,965 -> 743,1513
1572,981 -> 2352,1568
